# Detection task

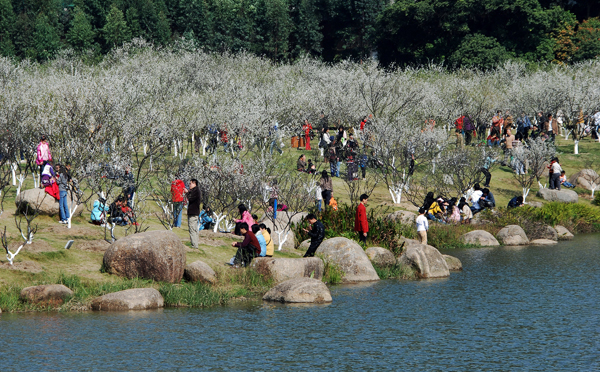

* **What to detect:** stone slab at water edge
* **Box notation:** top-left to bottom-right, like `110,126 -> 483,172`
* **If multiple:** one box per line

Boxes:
20,284 -> 73,306
398,244 -> 450,278
460,230 -> 500,247
251,257 -> 324,283
555,225 -> 574,240
184,260 -> 217,284
15,188 -> 83,217
91,288 -> 164,311
103,230 -> 186,283
530,239 -> 559,246
365,247 -> 396,267
443,255 -> 463,271
497,225 -> 529,246
262,278 -> 332,303
537,188 -> 578,203
315,237 -> 380,282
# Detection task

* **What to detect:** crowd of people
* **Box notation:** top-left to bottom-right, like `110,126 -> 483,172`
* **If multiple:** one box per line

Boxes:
19,106 -> 597,268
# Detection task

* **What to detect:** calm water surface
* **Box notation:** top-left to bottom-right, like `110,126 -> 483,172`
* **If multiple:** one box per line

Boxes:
1,234 -> 599,371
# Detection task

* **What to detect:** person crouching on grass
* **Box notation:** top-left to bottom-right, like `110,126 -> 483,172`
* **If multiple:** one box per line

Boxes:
354,194 -> 369,244
230,223 -> 261,267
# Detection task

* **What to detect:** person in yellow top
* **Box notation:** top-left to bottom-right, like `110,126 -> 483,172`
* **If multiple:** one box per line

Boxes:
428,200 -> 442,216
260,223 -> 274,257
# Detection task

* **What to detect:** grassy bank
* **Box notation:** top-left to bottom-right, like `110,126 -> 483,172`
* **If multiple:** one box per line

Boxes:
0,267 -> 276,312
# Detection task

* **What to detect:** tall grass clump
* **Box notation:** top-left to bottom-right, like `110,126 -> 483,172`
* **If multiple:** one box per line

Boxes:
159,282 -> 232,307
373,263 -> 417,280
322,258 -> 344,284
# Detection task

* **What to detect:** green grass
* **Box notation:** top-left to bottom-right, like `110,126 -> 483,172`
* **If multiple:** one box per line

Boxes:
373,263 -> 417,280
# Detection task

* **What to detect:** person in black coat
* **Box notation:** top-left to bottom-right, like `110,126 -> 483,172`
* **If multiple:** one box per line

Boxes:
303,213 -> 325,257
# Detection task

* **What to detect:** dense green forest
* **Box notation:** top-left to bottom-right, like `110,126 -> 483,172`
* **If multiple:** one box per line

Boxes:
0,0 -> 599,67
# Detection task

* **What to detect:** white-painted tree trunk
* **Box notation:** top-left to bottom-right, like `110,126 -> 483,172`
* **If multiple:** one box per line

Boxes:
275,230 -> 289,251
66,204 -> 78,229
173,140 -> 178,157
179,149 -> 187,160
6,243 -> 25,265
223,220 -> 235,233
523,188 -> 530,203
33,173 -> 39,188
20,230 -> 33,244
109,223 -> 116,242
213,213 -> 227,233
11,163 -> 17,186
592,184 -> 598,198
143,143 -> 147,156
565,130 -> 572,141
388,186 -> 404,205
200,136 -> 208,156
16,175 -> 25,196
574,140 -> 579,155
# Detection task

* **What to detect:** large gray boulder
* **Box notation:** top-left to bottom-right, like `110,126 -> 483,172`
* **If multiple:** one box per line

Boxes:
443,255 -> 463,271
15,188 -> 83,217
398,244 -> 449,278
91,288 -> 164,311
460,230 -> 500,247
497,225 -> 529,246
385,210 -> 416,225
262,277 -> 332,303
537,188 -> 578,203
568,169 -> 600,190
538,225 -> 558,241
103,230 -> 186,283
20,284 -> 73,306
315,237 -> 380,282
251,257 -> 324,283
555,225 -> 574,240
184,260 -> 217,284
365,247 -> 396,267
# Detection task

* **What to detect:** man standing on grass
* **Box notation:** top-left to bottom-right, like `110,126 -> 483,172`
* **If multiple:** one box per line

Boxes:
416,207 -> 429,245
303,213 -> 325,257
185,179 -> 201,249
354,194 -> 369,244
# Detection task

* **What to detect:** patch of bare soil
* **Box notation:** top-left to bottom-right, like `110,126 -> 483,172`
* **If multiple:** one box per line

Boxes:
0,260 -> 43,273
9,240 -> 55,253
41,224 -> 102,238
76,240 -> 111,252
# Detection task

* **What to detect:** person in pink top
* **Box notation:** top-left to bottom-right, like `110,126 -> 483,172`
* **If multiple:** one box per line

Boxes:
36,135 -> 52,184
234,204 -> 255,236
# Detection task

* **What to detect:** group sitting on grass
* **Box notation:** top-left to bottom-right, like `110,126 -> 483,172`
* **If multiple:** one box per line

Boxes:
421,183 -> 496,225
90,195 -> 137,227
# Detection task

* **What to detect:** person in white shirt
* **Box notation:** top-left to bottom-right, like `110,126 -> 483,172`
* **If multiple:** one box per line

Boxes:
416,207 -> 429,245
315,186 -> 323,212
469,183 -> 484,214
320,129 -> 331,157
549,157 -> 562,190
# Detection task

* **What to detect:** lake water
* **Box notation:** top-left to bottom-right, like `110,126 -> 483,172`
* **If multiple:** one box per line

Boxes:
1,234 -> 599,371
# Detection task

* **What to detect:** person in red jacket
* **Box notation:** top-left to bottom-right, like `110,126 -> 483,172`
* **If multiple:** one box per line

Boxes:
303,119 -> 313,150
354,194 -> 369,244
171,176 -> 185,228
